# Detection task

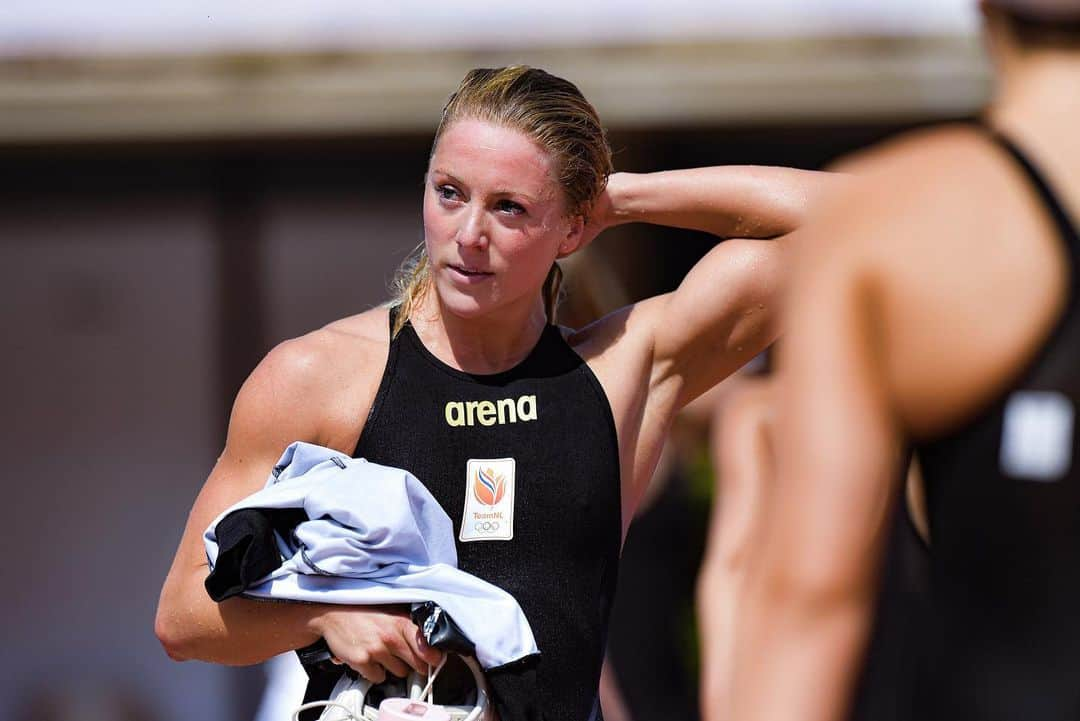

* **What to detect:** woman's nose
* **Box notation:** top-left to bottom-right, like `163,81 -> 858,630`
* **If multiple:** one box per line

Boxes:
456,205 -> 489,250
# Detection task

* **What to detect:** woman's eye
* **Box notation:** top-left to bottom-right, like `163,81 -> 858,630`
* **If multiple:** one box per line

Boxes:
436,185 -> 460,201
496,199 -> 525,215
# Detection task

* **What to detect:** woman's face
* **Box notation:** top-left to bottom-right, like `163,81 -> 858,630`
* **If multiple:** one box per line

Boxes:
423,118 -> 582,321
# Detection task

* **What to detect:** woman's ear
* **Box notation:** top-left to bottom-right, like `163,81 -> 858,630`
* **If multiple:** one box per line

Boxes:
557,215 -> 586,258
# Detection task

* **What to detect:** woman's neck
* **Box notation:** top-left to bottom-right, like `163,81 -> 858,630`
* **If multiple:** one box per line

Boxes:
409,290 -> 550,375
986,52 -> 1080,186
989,48 -> 1080,147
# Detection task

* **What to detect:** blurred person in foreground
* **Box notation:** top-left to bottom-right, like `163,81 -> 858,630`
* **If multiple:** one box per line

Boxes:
726,2 -> 1080,720
155,65 -> 840,721
698,375 -> 930,721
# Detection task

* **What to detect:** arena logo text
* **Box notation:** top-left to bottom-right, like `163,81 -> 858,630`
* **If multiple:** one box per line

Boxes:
444,395 -> 538,427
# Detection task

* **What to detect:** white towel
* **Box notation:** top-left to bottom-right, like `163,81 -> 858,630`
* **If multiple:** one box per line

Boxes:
204,441 -> 539,669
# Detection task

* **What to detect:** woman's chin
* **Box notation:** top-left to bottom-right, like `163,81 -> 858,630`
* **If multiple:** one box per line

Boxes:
434,284 -> 493,319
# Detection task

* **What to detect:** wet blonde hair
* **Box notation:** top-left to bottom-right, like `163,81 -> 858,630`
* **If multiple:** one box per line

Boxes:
390,65 -> 613,336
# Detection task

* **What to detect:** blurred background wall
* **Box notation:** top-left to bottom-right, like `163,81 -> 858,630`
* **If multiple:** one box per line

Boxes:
0,2 -> 989,720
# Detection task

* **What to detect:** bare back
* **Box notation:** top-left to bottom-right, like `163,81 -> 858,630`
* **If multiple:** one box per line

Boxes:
851,124 -> 1076,435
727,121 -> 1080,721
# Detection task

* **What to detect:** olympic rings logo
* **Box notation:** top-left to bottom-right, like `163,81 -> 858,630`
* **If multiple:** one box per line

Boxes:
475,521 -> 500,532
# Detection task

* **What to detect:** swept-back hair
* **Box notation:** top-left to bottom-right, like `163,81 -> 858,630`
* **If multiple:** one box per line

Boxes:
390,65 -> 613,337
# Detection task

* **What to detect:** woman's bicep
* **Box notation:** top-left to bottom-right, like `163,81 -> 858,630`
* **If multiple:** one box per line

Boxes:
651,238 -> 785,407
155,340 -> 336,660
767,249 -> 902,592
160,340 -> 329,596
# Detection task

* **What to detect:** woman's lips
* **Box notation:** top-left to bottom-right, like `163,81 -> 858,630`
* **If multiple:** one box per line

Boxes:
447,263 -> 494,284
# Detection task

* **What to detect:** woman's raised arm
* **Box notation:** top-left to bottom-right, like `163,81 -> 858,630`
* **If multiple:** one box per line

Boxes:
587,166 -> 844,409
588,167 -> 842,244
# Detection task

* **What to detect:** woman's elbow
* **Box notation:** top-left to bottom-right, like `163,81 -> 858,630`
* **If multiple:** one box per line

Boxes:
750,550 -> 869,620
155,579 -> 211,662
155,605 -> 195,661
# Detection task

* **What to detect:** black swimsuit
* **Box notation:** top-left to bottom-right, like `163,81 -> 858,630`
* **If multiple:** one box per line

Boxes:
354,309 -> 622,721
912,130 -> 1080,720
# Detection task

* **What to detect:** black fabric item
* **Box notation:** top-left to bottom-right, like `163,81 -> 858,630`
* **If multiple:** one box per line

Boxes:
911,128 -> 1080,720
298,665 -> 348,721
412,602 -> 477,659
205,506 -> 339,721
204,507 -> 306,602
353,308 -> 622,721
295,638 -> 335,670
485,655 -> 542,721
295,636 -> 346,721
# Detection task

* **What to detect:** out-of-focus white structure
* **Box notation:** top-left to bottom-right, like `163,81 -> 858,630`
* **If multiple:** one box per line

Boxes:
0,0 -> 989,143
1,0 -> 978,53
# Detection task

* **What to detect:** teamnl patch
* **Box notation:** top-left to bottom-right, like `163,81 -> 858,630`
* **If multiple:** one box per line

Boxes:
1000,390 -> 1075,481
460,458 -> 515,542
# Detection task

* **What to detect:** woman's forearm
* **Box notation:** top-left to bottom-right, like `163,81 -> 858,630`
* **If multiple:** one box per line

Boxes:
155,565 -> 322,665
606,167 -> 840,239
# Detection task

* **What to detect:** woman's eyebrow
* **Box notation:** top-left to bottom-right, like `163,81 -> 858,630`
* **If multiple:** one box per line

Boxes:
432,169 -> 544,204
492,188 -> 542,203
430,168 -> 460,184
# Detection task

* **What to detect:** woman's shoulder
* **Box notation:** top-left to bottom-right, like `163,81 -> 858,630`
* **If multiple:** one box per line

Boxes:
270,306 -> 390,383
321,305 -> 392,353
242,307 -> 391,447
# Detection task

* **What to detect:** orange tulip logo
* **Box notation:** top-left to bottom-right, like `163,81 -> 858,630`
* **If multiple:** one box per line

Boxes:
473,466 -> 507,506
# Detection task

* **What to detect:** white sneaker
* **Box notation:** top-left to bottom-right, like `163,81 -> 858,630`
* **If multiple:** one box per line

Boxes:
292,656 -> 493,721
292,674 -> 376,721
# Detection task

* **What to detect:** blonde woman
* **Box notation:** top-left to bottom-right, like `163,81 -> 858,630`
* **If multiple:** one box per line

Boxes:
156,66 -> 836,721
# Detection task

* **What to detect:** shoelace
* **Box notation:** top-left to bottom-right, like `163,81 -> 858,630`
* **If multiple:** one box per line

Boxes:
291,699 -> 371,721
292,657 -> 451,721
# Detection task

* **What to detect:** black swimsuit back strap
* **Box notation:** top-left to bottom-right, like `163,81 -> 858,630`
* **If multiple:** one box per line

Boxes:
983,128 -> 1080,260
